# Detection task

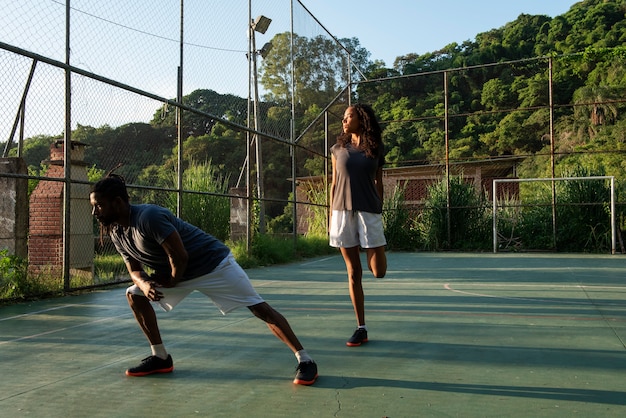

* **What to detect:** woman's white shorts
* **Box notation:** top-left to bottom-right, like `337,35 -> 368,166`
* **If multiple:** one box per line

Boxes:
126,253 -> 264,314
329,210 -> 387,249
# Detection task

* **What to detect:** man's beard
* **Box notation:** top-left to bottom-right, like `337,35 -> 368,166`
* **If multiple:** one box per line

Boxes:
97,214 -> 117,227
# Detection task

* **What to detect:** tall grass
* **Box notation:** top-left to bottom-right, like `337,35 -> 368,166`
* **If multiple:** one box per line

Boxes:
0,250 -> 63,300
166,160 -> 230,242
228,234 -> 334,269
303,182 -> 328,237
417,175 -> 491,250
495,167 -> 614,252
383,182 -> 420,250
555,168 -> 612,252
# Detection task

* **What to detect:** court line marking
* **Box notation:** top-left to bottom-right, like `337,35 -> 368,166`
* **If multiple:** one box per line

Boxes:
0,293 -> 124,321
443,283 -> 593,305
298,256 -> 336,266
0,313 -> 132,346
0,304 -> 93,322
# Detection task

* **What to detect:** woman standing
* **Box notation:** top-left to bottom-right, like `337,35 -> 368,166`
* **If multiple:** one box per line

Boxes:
329,103 -> 387,347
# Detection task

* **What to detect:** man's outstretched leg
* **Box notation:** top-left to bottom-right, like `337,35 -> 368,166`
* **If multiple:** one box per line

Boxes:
248,302 -> 318,385
125,291 -> 174,376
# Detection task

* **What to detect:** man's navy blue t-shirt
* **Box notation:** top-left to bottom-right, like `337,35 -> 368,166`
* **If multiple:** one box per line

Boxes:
111,204 -> 230,280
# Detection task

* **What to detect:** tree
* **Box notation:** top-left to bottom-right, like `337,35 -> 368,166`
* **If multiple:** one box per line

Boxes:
150,89 -> 248,138
259,32 -> 371,108
7,134 -> 59,168
573,84 -> 621,138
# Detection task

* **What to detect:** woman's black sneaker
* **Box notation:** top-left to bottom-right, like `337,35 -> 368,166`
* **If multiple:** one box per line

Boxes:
346,328 -> 368,347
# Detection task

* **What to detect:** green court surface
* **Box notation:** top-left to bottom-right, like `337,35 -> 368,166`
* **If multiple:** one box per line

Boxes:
1,252 -> 626,417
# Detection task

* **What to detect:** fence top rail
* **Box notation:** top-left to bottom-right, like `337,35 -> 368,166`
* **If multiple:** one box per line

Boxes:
0,40 -> 294,147
493,176 -> 614,184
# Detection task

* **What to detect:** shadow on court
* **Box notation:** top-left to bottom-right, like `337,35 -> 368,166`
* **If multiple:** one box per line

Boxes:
1,252 -> 626,417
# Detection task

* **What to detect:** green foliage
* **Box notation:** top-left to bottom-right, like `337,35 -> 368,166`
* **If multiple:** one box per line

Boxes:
383,182 -> 420,250
0,250 -> 29,299
267,183 -> 328,237
94,253 -> 127,282
294,235 -> 336,258
227,234 -> 334,269
75,123 -> 174,183
87,165 -> 106,183
150,89 -> 248,137
555,167 -> 612,251
497,186 -> 555,251
496,166 -> 616,252
260,32 -> 371,107
7,134 -> 58,168
165,160 -> 231,242
303,183 -> 328,237
266,210 -> 293,235
417,176 -> 491,250
0,250 -> 60,300
249,234 -> 296,266
27,164 -> 46,197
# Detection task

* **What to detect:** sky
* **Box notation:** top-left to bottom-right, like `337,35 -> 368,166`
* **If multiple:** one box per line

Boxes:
303,0 -> 578,67
0,0 -> 580,141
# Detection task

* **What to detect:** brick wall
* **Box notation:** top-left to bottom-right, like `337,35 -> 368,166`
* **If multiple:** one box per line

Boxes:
27,141 -> 94,276
28,163 -> 64,269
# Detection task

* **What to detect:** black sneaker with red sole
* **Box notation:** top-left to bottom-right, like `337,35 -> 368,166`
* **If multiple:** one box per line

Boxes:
293,360 -> 318,385
346,328 -> 368,347
125,355 -> 174,377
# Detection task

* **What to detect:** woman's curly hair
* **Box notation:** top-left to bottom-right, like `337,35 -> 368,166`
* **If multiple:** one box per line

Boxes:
336,103 -> 383,158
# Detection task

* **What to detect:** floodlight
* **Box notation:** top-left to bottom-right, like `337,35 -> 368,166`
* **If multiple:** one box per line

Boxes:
253,15 -> 272,34
259,42 -> 273,58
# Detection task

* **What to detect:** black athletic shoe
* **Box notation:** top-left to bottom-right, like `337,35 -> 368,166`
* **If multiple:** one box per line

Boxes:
293,360 -> 318,385
346,328 -> 368,347
125,355 -> 174,377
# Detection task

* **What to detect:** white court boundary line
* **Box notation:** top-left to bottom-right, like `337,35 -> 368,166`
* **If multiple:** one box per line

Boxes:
443,282 -> 626,306
0,304 -> 89,322
0,313 -> 131,345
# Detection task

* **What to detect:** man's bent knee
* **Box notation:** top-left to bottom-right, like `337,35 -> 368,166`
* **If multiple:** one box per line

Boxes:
248,302 -> 281,324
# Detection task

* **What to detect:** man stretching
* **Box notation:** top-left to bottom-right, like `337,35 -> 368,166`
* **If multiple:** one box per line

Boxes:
90,173 -> 318,385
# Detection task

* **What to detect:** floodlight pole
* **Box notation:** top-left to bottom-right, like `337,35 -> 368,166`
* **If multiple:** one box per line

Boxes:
249,15 -> 271,235
176,0 -> 184,218
251,24 -> 265,234
444,70 -> 451,247
246,4 -> 252,252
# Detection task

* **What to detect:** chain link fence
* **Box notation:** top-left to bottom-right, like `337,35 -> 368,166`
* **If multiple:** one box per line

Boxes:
0,0 -> 346,300
1,1 -> 625,302
345,54 -> 626,253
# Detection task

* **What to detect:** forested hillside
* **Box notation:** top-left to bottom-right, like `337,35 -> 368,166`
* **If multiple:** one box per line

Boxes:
360,0 -> 626,180
7,0 -> 626,220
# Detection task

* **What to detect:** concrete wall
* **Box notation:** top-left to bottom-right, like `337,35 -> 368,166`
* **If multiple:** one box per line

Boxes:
0,157 -> 29,258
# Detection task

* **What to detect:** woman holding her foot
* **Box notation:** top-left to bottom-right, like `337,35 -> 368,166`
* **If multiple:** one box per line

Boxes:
329,103 -> 388,347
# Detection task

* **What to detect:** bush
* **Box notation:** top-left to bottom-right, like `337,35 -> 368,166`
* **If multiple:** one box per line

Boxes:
417,175 -> 491,250
0,250 -> 55,300
383,182 -> 420,250
227,234 -> 335,269
166,160 -> 230,242
496,166 -> 614,252
0,250 -> 29,298
555,168 -> 612,252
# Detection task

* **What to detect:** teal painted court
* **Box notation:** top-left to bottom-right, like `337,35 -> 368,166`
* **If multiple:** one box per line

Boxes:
1,252 -> 625,417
